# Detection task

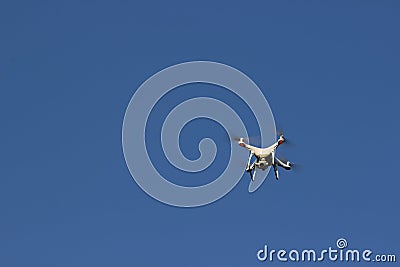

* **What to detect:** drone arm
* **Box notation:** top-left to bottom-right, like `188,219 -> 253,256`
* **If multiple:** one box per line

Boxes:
252,167 -> 256,182
275,157 -> 291,170
273,163 -> 279,180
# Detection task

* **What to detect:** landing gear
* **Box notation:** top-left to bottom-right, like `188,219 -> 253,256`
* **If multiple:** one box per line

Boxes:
273,163 -> 279,180
246,152 -> 256,181
246,164 -> 256,181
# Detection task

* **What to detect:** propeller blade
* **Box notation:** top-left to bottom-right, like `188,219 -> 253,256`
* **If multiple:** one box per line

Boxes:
277,131 -> 294,146
289,162 -> 302,171
230,135 -> 242,142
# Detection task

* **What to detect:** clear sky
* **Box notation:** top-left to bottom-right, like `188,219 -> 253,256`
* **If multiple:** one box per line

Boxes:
1,1 -> 399,266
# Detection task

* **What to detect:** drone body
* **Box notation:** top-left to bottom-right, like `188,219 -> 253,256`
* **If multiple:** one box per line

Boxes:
238,134 -> 291,181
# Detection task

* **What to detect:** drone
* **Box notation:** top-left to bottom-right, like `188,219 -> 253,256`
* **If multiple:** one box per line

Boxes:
237,133 -> 292,181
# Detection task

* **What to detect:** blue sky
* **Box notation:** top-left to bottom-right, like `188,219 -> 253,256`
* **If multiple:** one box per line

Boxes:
1,1 -> 399,266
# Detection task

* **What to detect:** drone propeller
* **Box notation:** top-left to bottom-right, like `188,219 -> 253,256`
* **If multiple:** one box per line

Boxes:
228,134 -> 262,145
277,130 -> 294,146
228,131 -> 295,146
288,161 -> 302,171
230,135 -> 248,143
276,154 -> 301,170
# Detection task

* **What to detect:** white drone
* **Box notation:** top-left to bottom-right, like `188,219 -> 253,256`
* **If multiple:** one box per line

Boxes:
237,133 -> 292,181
